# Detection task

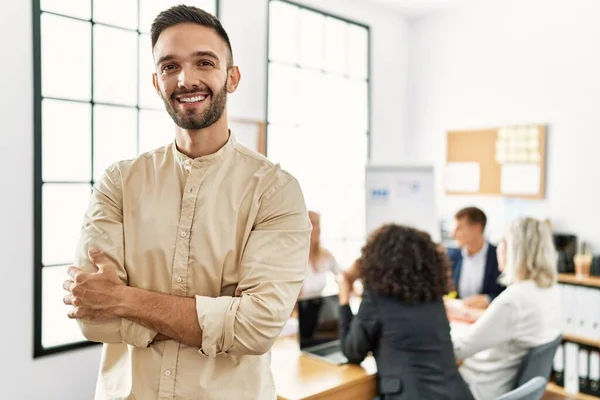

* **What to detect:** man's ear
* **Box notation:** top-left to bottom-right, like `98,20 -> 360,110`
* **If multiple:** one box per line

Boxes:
226,66 -> 241,93
152,73 -> 161,96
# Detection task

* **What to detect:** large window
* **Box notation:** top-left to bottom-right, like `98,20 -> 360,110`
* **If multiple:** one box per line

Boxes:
267,0 -> 370,268
33,0 -> 218,357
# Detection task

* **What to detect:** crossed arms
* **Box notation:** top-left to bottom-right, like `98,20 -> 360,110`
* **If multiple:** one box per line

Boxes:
64,164 -> 311,356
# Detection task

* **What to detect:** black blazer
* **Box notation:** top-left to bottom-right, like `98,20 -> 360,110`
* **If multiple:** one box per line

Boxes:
447,244 -> 505,300
339,289 -> 474,400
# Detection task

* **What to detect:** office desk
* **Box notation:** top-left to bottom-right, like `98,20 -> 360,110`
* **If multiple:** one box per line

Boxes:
271,334 -> 378,400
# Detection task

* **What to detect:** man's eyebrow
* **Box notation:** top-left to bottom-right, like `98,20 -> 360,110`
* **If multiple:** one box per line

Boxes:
156,51 -> 220,66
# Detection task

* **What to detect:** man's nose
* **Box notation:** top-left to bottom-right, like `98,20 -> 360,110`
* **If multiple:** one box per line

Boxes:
177,67 -> 199,89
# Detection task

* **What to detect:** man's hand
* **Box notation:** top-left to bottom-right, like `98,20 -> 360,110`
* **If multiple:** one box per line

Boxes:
462,294 -> 490,310
63,249 -> 126,321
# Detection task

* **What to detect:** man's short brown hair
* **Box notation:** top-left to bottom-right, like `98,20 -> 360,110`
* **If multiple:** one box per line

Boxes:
455,207 -> 487,230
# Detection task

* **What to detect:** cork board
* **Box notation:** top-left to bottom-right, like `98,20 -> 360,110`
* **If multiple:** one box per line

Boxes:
445,125 -> 546,199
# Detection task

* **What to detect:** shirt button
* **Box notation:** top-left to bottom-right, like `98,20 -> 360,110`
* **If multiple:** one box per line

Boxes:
176,277 -> 182,283
180,231 -> 187,237
165,369 -> 172,376
184,159 -> 191,166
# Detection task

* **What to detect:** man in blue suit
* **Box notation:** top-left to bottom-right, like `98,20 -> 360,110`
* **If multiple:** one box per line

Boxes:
448,207 -> 505,309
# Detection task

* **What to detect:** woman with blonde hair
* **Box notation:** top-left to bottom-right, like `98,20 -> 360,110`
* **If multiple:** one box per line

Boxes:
301,211 -> 342,297
452,217 -> 562,400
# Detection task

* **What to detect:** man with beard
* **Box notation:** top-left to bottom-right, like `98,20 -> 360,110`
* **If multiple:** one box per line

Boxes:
61,5 -> 311,400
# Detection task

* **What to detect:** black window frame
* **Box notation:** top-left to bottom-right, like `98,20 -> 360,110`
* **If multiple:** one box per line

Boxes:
265,0 -> 372,265
32,0 -> 220,358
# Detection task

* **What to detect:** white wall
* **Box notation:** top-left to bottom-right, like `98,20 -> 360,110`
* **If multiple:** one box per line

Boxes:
221,0 -> 410,164
1,0 -> 408,398
0,1 -> 101,399
406,0 -> 600,248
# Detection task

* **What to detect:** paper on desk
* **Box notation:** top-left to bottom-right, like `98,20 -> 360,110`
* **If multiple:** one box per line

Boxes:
500,164 -> 540,195
444,162 -> 480,193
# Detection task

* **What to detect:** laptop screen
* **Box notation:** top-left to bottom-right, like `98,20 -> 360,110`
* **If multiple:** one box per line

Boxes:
297,294 -> 340,350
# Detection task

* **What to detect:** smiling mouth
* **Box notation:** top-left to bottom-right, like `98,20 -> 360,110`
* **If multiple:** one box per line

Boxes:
175,94 -> 209,105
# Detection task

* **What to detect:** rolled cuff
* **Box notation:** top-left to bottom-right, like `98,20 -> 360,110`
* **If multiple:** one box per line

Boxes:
120,319 -> 157,348
195,295 -> 241,357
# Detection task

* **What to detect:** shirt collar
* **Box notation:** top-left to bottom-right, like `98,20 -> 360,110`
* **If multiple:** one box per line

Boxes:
171,131 -> 237,167
461,241 -> 489,260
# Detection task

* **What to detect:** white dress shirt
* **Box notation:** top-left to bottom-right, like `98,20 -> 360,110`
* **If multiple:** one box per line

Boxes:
459,242 -> 489,298
453,280 -> 562,400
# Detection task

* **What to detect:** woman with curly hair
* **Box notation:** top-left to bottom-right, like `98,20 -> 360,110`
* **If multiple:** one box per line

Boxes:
339,224 -> 473,400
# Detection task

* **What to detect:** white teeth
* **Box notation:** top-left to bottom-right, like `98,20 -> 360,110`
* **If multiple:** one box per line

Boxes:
179,95 -> 206,103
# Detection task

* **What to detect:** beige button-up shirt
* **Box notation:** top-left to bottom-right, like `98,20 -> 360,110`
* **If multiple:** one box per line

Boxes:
74,134 -> 311,400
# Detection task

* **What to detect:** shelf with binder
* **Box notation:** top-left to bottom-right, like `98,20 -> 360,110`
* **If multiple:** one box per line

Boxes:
565,335 -> 600,350
553,277 -> 600,398
547,382 -> 599,399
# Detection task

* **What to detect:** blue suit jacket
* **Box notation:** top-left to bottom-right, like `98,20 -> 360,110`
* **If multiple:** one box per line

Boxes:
447,244 -> 505,300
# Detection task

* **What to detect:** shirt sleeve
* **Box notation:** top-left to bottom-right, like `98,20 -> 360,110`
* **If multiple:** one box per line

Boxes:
339,289 -> 380,364
74,164 -> 156,348
452,292 -> 518,360
194,174 -> 311,357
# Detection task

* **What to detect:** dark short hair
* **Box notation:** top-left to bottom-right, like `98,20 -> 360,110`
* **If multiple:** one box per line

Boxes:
151,5 -> 233,67
455,206 -> 487,230
359,224 -> 450,302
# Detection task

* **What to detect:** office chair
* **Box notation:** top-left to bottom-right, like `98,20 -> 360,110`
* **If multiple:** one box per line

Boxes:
513,334 -> 563,389
496,334 -> 563,400
496,377 -> 547,400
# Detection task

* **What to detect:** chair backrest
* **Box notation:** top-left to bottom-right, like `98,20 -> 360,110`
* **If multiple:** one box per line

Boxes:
496,377 -> 547,400
514,334 -> 563,388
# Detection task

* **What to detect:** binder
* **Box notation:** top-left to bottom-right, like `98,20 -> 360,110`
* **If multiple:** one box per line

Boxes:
591,289 -> 600,341
552,343 -> 564,387
565,342 -> 579,394
575,286 -> 587,337
579,346 -> 590,394
590,350 -> 600,396
560,284 -> 575,335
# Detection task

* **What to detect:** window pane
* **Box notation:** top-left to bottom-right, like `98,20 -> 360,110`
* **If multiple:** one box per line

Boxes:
94,25 -> 137,105
139,0 -> 180,33
267,63 -> 300,125
41,0 -> 91,20
339,239 -> 364,270
324,17 -> 348,75
93,105 -> 138,180
41,13 -> 91,100
42,184 -> 92,266
299,9 -> 324,70
268,0 -> 299,64
42,99 -> 91,182
139,110 -> 173,153
348,25 -> 368,79
93,0 -> 138,30
343,184 -> 366,238
42,265 -> 86,348
346,79 -> 369,132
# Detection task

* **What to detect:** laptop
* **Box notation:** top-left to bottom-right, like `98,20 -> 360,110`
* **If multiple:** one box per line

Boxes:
297,293 -> 348,365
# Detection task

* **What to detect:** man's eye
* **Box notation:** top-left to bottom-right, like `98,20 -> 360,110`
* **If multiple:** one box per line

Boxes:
162,64 -> 176,72
198,61 -> 213,67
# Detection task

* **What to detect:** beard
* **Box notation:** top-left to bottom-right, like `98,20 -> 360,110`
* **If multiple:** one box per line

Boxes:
161,82 -> 228,130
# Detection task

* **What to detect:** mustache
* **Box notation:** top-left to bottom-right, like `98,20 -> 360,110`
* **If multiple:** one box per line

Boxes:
171,88 -> 212,100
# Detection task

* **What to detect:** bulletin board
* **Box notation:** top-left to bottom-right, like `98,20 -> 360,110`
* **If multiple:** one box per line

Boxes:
445,124 -> 546,199
229,117 -> 267,155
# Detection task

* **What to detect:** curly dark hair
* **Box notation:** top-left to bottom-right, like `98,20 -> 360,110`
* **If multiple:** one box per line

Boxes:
359,224 -> 450,302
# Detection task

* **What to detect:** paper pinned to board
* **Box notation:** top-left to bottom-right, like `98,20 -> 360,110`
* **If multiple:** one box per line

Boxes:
444,162 -> 480,193
500,164 -> 540,195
